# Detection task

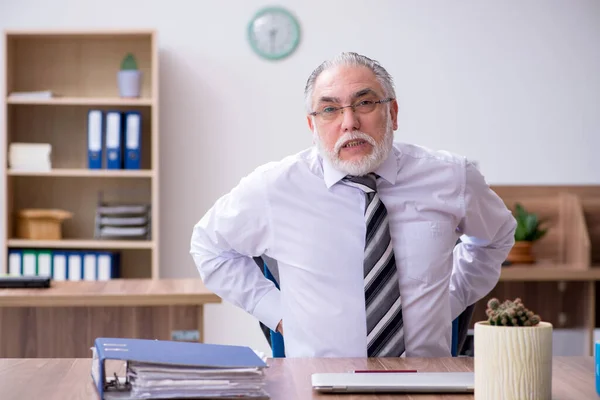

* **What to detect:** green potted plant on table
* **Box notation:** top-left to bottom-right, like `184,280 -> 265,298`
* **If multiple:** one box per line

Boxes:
474,298 -> 553,400
506,203 -> 548,264
117,52 -> 142,98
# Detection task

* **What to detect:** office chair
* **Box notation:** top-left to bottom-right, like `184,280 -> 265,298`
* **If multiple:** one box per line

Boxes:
255,257 -> 475,358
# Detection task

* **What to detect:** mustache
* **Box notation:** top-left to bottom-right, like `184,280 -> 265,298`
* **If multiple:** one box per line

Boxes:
333,131 -> 376,154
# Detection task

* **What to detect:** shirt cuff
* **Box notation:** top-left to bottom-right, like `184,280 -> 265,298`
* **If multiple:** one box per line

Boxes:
450,291 -> 465,321
252,287 -> 282,332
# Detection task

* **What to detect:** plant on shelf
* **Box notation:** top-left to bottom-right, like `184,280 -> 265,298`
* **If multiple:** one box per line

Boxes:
121,53 -> 138,70
117,52 -> 142,98
506,202 -> 548,264
474,298 -> 553,400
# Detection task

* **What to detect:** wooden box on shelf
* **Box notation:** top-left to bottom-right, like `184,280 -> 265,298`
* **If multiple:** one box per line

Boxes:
16,208 -> 73,240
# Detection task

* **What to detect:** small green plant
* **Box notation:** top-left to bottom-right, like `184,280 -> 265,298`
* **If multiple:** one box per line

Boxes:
120,53 -> 138,70
514,203 -> 547,242
486,297 -> 541,327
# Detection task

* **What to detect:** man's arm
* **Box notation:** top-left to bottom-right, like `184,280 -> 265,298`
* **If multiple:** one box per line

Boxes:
449,161 -> 517,320
189,169 -> 282,332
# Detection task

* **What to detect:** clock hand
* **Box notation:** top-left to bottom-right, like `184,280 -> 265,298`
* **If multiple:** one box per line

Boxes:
269,28 -> 277,53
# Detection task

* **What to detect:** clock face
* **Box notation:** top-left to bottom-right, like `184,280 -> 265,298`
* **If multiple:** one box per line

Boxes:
247,7 -> 301,60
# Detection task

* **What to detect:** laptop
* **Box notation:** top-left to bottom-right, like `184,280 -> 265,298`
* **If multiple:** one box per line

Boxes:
311,371 -> 474,393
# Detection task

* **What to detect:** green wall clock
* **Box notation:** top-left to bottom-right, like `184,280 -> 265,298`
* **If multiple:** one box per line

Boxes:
247,6 -> 301,60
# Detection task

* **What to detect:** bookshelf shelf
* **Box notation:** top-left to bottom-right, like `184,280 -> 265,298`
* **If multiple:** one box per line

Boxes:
500,265 -> 600,281
7,97 -> 154,106
8,168 -> 155,178
7,239 -> 155,250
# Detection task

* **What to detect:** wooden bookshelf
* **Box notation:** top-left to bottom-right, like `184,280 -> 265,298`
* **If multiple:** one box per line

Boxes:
472,185 -> 600,356
2,29 -> 160,278
0,30 -> 208,358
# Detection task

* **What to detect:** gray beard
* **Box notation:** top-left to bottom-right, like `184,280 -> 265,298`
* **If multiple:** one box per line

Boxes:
314,118 -> 394,176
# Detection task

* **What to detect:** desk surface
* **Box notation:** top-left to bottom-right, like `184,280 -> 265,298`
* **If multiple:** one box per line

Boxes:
0,278 -> 221,307
0,356 -> 594,399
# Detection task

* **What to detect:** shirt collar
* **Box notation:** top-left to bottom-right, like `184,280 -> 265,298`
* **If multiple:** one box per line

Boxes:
321,148 -> 398,189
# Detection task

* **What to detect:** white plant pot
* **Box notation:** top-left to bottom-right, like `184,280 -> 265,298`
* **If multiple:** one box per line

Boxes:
474,321 -> 553,400
117,70 -> 142,98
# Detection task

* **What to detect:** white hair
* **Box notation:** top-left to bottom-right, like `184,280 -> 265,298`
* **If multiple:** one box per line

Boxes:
304,52 -> 396,114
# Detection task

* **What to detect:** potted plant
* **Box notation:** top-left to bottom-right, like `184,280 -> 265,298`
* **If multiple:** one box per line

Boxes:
506,203 -> 548,264
474,298 -> 553,400
117,53 -> 142,98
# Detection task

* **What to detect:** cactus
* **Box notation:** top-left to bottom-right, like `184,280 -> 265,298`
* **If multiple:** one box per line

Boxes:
120,53 -> 138,70
486,297 -> 541,327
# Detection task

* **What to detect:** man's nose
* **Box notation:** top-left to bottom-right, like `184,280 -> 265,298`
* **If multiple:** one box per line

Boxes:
340,107 -> 360,132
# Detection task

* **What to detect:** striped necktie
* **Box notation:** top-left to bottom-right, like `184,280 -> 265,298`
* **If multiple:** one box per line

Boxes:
342,173 -> 405,357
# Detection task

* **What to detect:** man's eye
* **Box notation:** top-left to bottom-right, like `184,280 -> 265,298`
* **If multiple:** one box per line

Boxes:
357,100 -> 375,106
322,107 -> 337,113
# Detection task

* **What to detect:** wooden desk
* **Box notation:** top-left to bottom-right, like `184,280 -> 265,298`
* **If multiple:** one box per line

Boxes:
0,357 -> 594,399
0,279 -> 221,358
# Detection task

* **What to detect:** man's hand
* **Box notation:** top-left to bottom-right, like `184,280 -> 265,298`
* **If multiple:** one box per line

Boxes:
276,320 -> 284,335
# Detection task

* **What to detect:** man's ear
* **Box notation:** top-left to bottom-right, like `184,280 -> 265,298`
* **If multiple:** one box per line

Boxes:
307,115 -> 314,132
390,99 -> 399,130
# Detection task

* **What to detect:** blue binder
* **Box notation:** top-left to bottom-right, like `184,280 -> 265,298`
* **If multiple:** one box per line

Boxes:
91,337 -> 268,399
123,111 -> 141,170
87,110 -> 103,169
96,251 -> 120,280
67,251 -> 83,281
105,111 -> 123,169
52,251 -> 68,281
7,249 -> 23,276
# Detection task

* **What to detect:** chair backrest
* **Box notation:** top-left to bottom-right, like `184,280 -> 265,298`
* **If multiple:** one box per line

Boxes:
258,259 -> 475,358
262,262 -> 285,357
454,302 -> 476,356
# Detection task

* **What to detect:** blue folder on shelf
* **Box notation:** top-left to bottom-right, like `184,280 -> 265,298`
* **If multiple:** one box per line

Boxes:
105,111 -> 123,169
123,111 -> 141,170
91,337 -> 268,400
87,109 -> 103,169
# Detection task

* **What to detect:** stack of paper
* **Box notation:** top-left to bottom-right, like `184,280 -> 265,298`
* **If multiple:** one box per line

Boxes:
8,143 -> 52,172
8,90 -> 54,99
94,203 -> 151,240
126,361 -> 268,399
92,337 -> 270,400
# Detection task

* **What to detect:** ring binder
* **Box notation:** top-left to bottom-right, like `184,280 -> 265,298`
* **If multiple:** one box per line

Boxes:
91,337 -> 269,399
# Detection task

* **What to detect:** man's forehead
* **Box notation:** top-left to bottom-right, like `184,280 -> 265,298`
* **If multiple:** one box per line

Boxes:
312,65 -> 383,100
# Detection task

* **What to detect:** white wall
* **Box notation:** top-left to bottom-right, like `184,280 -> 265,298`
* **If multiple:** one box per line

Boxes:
1,0 -> 600,354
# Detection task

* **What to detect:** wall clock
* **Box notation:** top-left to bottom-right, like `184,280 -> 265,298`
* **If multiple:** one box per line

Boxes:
247,6 -> 301,60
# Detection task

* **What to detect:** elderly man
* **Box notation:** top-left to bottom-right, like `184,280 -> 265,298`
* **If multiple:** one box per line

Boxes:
190,52 -> 516,358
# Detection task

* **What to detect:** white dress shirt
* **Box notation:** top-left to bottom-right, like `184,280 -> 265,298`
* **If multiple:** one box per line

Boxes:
190,142 -> 516,358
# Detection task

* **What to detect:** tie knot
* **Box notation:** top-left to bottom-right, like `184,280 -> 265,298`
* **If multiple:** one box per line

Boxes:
343,173 -> 378,193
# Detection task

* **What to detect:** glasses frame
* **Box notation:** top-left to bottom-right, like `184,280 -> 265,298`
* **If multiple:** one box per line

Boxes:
309,97 -> 395,119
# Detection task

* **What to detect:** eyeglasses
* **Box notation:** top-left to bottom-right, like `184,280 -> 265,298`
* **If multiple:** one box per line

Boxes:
309,98 -> 394,122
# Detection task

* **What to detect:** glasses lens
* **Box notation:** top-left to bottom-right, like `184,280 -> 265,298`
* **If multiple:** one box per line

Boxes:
319,108 -> 340,121
354,100 -> 377,113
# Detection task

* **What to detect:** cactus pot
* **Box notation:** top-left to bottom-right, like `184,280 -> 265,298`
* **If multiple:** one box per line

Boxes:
474,321 -> 553,400
117,70 -> 142,98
